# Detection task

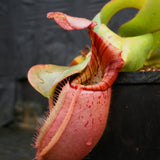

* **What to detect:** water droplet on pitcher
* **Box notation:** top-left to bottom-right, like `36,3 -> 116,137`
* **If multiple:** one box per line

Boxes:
86,137 -> 92,146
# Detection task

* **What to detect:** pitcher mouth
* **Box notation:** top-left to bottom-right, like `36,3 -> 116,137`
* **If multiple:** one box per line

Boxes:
70,81 -> 110,91
70,70 -> 109,91
70,29 -> 124,91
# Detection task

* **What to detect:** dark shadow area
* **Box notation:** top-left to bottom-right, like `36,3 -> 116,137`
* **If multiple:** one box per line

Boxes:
0,127 -> 36,160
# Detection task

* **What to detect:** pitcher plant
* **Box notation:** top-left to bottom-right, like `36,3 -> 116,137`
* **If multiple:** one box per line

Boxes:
28,0 -> 160,159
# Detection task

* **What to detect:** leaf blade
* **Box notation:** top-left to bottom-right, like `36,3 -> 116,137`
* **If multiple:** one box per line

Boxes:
28,57 -> 90,98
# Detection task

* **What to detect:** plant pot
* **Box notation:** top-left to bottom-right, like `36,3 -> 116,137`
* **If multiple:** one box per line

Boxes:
83,71 -> 160,160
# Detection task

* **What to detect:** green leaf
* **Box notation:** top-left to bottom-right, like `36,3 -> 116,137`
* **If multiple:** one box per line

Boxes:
101,0 -> 160,67
100,0 -> 147,26
98,24 -> 123,49
145,31 -> 160,67
92,13 -> 101,33
121,33 -> 153,71
98,24 -> 153,71
27,56 -> 90,98
118,0 -> 160,36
